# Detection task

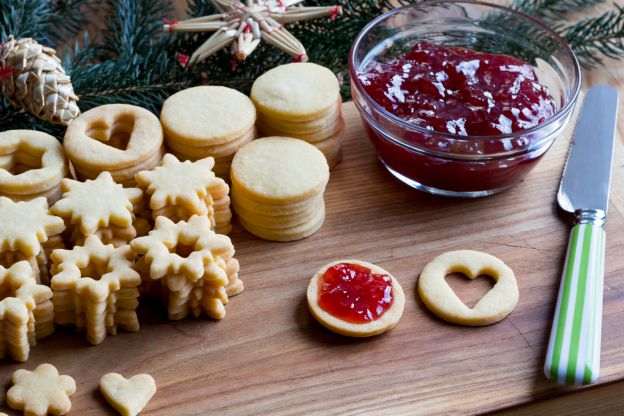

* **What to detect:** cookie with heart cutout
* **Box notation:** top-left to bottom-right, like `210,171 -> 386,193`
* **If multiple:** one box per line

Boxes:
417,250 -> 519,326
64,104 -> 163,171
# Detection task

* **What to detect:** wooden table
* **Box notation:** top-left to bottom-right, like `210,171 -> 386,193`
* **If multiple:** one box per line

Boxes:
1,99 -> 623,415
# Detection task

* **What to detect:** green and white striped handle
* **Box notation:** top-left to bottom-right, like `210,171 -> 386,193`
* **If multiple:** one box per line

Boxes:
544,216 -> 605,385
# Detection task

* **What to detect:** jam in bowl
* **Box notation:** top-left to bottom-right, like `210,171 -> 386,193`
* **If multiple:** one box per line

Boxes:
349,1 -> 581,197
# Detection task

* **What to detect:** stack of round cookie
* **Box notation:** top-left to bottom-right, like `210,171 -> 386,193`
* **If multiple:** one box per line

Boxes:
63,104 -> 164,186
231,137 -> 329,241
160,86 -> 256,179
0,130 -> 67,205
251,63 -> 344,169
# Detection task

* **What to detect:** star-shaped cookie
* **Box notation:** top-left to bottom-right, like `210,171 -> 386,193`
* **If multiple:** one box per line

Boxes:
51,171 -> 143,235
0,261 -> 53,361
131,215 -> 233,282
50,234 -> 141,302
0,196 -> 65,257
7,363 -> 76,416
135,153 -> 227,213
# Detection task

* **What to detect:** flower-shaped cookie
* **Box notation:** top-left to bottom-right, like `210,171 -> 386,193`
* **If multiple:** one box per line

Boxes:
135,153 -> 228,213
0,261 -> 53,361
0,196 -> 65,257
131,215 -> 233,282
51,235 -> 141,301
51,171 -> 143,235
50,235 -> 141,344
7,363 -> 76,416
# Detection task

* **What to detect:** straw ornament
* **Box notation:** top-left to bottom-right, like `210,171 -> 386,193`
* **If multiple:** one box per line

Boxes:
0,36 -> 80,125
164,0 -> 342,66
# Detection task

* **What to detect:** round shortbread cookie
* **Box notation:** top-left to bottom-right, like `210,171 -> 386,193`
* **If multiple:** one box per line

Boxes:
161,86 -> 256,146
238,204 -> 325,241
257,101 -> 342,134
231,137 -> 329,204
234,199 -> 323,229
64,104 -> 163,171
417,250 -> 519,326
257,115 -> 344,143
312,128 -> 343,155
307,260 -> 405,337
0,130 -> 67,195
231,187 -> 322,217
166,127 -> 256,158
251,63 -> 340,121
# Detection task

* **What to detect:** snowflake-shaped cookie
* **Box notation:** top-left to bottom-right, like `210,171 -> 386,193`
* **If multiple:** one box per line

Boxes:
50,234 -> 141,303
135,153 -> 227,213
7,363 -> 76,416
51,171 -> 143,235
0,197 -> 65,257
131,215 -> 233,282
0,261 -> 53,361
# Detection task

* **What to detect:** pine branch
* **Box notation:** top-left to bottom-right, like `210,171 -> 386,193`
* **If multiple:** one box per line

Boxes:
560,3 -> 624,68
0,0 -> 90,44
511,0 -> 607,20
100,0 -> 173,58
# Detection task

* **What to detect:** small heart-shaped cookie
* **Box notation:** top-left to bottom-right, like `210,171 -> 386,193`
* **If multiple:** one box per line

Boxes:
100,373 -> 156,416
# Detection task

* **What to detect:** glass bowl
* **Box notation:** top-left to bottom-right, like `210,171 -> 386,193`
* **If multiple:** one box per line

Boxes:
349,0 -> 581,197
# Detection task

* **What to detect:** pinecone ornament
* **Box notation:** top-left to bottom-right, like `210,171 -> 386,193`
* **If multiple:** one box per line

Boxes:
0,36 -> 80,125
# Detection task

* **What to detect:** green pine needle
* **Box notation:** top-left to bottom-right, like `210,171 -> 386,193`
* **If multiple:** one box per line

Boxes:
560,3 -> 624,68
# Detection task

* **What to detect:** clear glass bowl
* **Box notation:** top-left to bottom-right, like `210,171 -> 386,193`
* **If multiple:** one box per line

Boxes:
349,0 -> 581,197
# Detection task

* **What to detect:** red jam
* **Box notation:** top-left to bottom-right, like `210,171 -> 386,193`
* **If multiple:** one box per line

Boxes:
318,263 -> 393,324
353,41 -> 561,194
357,41 -> 557,136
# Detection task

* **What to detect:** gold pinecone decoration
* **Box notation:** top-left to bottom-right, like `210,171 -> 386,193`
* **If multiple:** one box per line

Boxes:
0,36 -> 80,125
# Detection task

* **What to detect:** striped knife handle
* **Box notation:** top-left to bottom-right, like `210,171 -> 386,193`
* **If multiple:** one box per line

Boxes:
544,221 -> 605,385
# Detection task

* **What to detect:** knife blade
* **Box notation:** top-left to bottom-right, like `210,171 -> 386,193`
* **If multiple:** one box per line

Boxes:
544,85 -> 619,386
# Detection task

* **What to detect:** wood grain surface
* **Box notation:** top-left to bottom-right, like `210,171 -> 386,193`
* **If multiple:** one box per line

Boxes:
1,101 -> 623,415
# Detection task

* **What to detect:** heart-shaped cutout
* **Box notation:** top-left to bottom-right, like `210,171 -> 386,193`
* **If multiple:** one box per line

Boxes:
100,373 -> 156,416
445,272 -> 496,309
86,117 -> 134,151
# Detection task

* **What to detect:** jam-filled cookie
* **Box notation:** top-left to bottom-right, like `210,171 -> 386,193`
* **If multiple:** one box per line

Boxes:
307,260 -> 405,337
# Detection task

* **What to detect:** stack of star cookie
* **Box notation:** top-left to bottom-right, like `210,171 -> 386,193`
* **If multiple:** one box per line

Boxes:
160,86 -> 256,179
251,63 -> 344,168
64,104 -> 164,186
135,154 -> 232,235
231,137 -> 329,241
51,172 -> 144,247
0,197 -> 66,285
0,130 -> 68,205
0,261 -> 55,362
50,235 -> 141,345
131,215 -> 243,320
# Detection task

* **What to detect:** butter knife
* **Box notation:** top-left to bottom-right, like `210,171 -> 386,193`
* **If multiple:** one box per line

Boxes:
544,85 -> 619,385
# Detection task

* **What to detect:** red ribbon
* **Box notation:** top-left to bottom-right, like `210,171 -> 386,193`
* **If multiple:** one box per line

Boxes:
163,18 -> 179,32
329,7 -> 341,20
177,53 -> 190,67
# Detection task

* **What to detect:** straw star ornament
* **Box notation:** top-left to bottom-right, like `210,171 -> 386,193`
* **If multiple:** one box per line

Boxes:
164,0 -> 342,66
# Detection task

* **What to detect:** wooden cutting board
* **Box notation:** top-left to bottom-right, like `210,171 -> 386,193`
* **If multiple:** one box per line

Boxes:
1,102 -> 623,416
